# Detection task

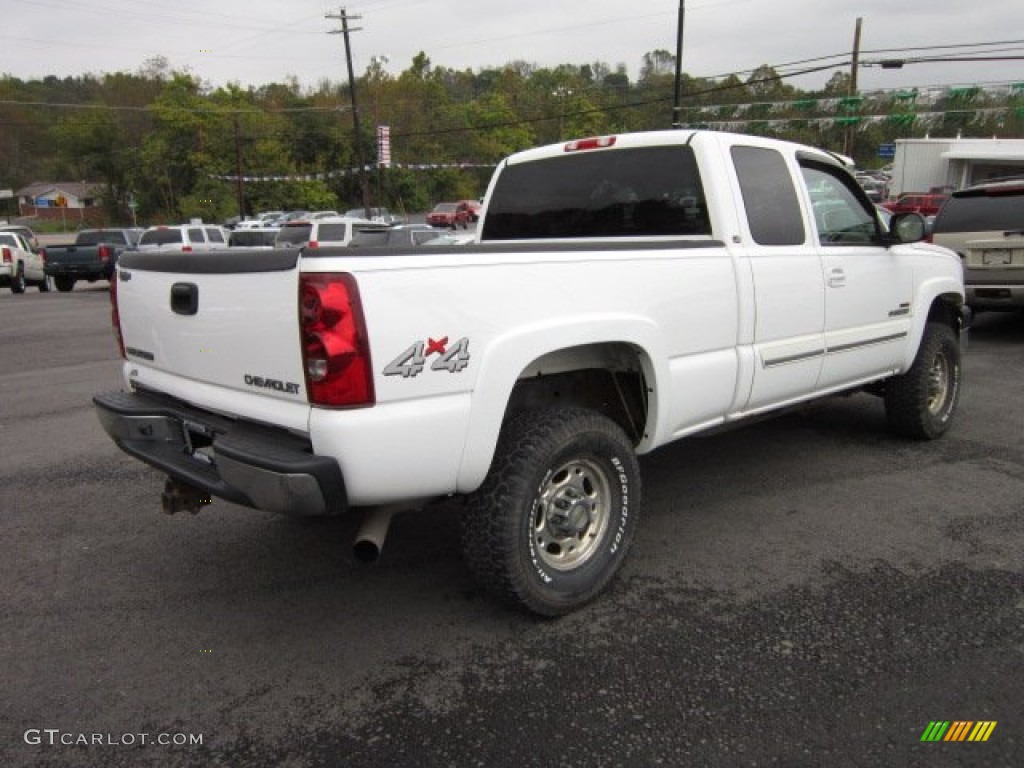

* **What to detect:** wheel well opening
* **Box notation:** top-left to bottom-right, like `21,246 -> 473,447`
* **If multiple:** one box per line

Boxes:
927,294 -> 963,331
506,344 -> 650,444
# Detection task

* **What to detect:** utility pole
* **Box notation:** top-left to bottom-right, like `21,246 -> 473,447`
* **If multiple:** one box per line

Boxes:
327,7 -> 371,217
671,0 -> 686,128
844,16 -> 863,157
233,114 -> 244,219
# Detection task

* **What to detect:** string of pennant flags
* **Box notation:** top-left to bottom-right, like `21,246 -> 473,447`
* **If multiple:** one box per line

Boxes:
210,161 -> 497,183
209,83 -> 1022,183
683,107 -> 1019,132
684,82 -> 1024,119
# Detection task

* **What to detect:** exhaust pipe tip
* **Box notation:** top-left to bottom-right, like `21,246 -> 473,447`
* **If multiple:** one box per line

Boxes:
353,538 -> 383,564
352,505 -> 398,564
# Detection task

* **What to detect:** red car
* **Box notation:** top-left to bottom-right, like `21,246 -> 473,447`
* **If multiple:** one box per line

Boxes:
458,199 -> 482,222
426,202 -> 471,229
881,193 -> 948,217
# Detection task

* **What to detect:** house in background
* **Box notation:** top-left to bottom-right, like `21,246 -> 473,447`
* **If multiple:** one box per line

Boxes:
16,181 -> 106,225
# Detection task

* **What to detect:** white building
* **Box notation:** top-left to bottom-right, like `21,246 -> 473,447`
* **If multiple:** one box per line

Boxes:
889,138 -> 1024,196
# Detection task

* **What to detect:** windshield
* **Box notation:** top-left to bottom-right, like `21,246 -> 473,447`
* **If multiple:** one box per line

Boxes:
275,224 -> 313,246
77,230 -> 128,246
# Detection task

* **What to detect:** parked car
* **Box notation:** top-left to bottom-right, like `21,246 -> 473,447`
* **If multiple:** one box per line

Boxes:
349,224 -> 447,247
426,202 -> 471,229
97,128 -> 964,616
0,231 -> 49,293
228,228 -> 280,248
274,217 -> 387,249
931,179 -> 1024,311
136,224 -> 229,253
0,224 -> 41,251
422,231 -> 477,246
457,199 -> 483,222
233,218 -> 273,230
343,207 -> 404,225
882,193 -> 948,217
43,227 -> 143,292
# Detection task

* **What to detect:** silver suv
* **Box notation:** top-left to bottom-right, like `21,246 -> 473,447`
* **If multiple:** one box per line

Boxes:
274,217 -> 386,249
137,224 -> 229,253
932,180 -> 1024,311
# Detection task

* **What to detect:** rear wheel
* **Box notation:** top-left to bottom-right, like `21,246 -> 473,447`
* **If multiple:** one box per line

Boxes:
10,265 -> 25,294
884,321 -> 962,439
38,276 -> 51,293
462,408 -> 641,616
54,275 -> 75,293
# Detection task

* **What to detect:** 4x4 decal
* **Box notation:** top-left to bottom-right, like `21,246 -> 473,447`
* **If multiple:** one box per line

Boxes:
383,336 -> 471,378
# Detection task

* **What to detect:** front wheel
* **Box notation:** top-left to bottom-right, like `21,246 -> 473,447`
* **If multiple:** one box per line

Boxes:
462,408 -> 641,616
884,321 -> 962,439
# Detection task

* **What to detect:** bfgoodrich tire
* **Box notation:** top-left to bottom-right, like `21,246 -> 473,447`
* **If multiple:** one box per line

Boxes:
884,321 -> 962,440
461,408 -> 641,616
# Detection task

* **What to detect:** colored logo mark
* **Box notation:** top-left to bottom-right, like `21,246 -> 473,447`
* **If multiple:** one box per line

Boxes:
920,721 -> 997,742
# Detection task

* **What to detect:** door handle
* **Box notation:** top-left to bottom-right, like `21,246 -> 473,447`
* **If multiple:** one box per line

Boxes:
827,268 -> 846,288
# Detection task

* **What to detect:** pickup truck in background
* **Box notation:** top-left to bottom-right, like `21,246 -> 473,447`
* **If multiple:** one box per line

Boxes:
44,228 -> 142,292
0,231 -> 49,293
94,130 -> 967,615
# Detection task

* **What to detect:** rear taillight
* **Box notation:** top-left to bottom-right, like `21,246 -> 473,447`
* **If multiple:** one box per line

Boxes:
98,244 -> 112,262
308,241 -> 319,249
110,271 -> 126,359
2,247 -> 10,264
38,247 -> 47,265
182,245 -> 192,253
299,273 -> 374,407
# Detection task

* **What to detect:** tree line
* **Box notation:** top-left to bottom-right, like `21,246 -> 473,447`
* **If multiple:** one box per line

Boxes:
1,52 -> 1021,225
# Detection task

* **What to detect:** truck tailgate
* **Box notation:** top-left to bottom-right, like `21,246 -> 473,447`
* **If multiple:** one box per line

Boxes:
115,249 -> 308,426
47,245 -> 91,265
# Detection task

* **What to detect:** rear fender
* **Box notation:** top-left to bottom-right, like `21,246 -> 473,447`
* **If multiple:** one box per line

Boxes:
455,315 -> 667,492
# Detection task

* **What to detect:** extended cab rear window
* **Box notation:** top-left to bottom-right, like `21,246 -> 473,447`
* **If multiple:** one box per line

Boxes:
481,146 -> 711,240
731,145 -> 805,246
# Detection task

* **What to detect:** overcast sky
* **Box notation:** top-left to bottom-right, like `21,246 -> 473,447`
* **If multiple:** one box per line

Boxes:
3,0 -> 1022,94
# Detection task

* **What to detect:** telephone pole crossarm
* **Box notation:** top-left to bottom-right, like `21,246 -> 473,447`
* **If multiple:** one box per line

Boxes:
326,7 -> 372,216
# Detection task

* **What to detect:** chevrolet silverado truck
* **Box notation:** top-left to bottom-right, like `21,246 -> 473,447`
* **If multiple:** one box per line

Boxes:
44,228 -> 142,291
0,231 -> 49,293
94,130 -> 967,615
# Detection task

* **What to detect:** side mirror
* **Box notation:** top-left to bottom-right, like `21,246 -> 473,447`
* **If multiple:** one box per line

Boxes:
888,212 -> 927,243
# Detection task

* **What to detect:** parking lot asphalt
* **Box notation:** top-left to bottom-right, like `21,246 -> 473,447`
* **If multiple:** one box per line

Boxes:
0,285 -> 1021,767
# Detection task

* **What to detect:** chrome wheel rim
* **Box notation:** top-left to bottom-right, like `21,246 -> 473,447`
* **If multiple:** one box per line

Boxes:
926,352 -> 950,416
533,459 -> 611,572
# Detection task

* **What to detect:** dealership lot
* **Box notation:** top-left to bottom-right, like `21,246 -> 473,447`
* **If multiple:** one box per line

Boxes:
1,286 -> 1021,767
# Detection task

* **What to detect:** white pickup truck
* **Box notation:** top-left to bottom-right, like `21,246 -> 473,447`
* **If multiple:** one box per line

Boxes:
0,231 -> 49,293
94,130 -> 967,615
